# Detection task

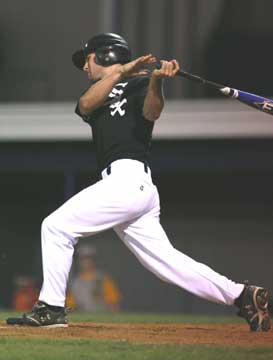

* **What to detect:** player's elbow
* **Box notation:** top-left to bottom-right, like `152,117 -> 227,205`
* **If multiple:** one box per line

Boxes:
143,103 -> 164,122
143,109 -> 161,121
78,97 -> 95,116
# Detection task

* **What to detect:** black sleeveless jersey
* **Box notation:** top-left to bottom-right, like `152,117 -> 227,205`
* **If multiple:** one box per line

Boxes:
75,75 -> 154,173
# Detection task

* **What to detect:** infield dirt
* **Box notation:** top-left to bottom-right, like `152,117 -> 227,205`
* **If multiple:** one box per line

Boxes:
0,322 -> 272,347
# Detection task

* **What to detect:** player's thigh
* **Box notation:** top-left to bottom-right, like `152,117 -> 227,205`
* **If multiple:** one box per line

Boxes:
44,176 -> 157,236
114,214 -> 172,251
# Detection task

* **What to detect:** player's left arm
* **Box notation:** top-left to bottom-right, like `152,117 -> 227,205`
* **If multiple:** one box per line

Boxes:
143,60 -> 180,122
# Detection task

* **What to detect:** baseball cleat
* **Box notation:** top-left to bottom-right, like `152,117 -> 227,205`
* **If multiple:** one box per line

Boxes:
236,285 -> 271,332
6,301 -> 69,328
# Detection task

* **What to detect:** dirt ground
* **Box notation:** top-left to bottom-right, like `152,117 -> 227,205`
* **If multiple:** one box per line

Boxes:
0,322 -> 273,347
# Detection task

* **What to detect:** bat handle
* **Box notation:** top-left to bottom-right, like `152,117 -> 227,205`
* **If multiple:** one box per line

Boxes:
156,62 -> 209,84
176,69 -> 239,98
177,69 -> 223,88
156,62 -> 237,98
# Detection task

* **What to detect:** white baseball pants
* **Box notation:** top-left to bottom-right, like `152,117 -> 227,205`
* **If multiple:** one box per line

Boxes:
39,159 -> 244,307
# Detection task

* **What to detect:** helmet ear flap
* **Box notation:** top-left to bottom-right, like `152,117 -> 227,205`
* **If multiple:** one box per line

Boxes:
95,46 -> 118,66
94,45 -> 131,67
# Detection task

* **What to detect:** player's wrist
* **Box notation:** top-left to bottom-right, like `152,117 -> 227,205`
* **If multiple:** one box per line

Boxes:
102,69 -> 123,83
150,72 -> 165,82
112,65 -> 126,81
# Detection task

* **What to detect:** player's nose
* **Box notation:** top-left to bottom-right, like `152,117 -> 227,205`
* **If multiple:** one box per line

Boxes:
83,61 -> 89,72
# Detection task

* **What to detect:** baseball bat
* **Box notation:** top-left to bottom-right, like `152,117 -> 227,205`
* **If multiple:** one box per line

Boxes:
176,69 -> 273,116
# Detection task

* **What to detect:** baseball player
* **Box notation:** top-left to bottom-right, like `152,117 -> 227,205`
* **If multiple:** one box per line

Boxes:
6,33 -> 271,331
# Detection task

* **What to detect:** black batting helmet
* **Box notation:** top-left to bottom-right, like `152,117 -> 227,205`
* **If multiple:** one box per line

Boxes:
72,33 -> 132,70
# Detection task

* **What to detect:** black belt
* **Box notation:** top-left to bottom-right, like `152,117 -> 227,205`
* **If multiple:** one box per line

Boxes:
106,161 -> 149,176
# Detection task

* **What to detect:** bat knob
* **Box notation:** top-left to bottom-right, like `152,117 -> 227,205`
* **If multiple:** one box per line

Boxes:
156,61 -> 162,70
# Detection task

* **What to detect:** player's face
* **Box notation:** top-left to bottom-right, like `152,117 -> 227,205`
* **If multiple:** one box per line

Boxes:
83,53 -> 102,81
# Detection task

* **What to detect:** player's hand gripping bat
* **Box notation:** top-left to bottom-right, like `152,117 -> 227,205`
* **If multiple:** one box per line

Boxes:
176,69 -> 273,116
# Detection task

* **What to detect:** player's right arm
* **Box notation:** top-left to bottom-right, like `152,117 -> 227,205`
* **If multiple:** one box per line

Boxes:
78,72 -> 122,116
78,54 -> 156,116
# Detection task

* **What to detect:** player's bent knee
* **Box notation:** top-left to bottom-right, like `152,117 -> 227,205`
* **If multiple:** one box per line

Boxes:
41,214 -> 59,234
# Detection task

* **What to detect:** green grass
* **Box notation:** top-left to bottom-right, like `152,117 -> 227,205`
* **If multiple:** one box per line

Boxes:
0,312 -> 272,360
70,311 -> 244,324
0,338 -> 272,360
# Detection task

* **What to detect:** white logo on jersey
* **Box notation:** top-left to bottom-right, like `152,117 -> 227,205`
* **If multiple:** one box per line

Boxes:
109,82 -> 128,117
109,87 -> 125,98
110,98 -> 127,116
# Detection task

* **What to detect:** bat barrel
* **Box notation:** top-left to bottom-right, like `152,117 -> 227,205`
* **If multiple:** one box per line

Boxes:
176,69 -> 273,116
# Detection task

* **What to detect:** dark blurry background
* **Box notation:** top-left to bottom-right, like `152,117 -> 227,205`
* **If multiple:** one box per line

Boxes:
0,0 -> 272,314
0,0 -> 273,101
